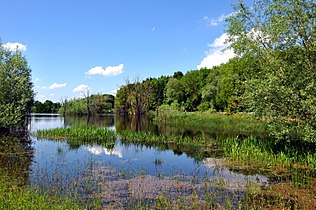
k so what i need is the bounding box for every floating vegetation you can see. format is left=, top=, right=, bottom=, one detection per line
left=34, top=126, right=116, bottom=148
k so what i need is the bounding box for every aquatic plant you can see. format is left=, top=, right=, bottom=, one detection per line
left=221, top=136, right=316, bottom=173
left=34, top=126, right=116, bottom=148
left=118, top=130, right=213, bottom=148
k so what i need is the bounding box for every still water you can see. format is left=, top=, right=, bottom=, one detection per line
left=29, top=114, right=267, bottom=189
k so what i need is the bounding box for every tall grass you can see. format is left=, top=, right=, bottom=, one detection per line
left=221, top=136, right=316, bottom=173
left=118, top=130, right=212, bottom=147
left=35, top=126, right=116, bottom=148
left=156, top=107, right=267, bottom=138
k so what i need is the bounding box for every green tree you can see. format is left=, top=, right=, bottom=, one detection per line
left=0, top=43, right=34, bottom=132
left=226, top=0, right=316, bottom=142
left=166, top=78, right=184, bottom=106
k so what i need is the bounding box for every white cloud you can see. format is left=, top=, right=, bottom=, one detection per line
left=112, top=88, right=119, bottom=96
left=2, top=42, right=27, bottom=52
left=87, top=146, right=123, bottom=158
left=49, top=93, right=55, bottom=96
left=197, top=33, right=236, bottom=69
left=152, top=27, right=156, bottom=32
left=85, top=64, right=124, bottom=77
left=73, top=84, right=91, bottom=93
left=35, top=94, right=45, bottom=102
left=204, top=12, right=237, bottom=26
left=43, top=82, right=67, bottom=90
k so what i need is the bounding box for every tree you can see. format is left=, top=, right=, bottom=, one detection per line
left=166, top=78, right=184, bottom=106
left=0, top=43, right=34, bottom=132
left=31, top=100, right=61, bottom=113
left=226, top=0, right=316, bottom=142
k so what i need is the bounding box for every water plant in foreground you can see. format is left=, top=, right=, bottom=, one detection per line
left=221, top=136, right=316, bottom=172
left=34, top=126, right=116, bottom=148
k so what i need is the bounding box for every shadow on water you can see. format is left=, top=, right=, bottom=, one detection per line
left=64, top=115, right=114, bottom=128
left=114, top=114, right=264, bottom=140
left=0, top=135, right=34, bottom=186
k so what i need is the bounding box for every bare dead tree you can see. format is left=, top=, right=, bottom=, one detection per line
left=82, top=88, right=91, bottom=117
left=60, top=96, right=68, bottom=117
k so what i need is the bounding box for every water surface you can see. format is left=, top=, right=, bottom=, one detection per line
left=30, top=115, right=267, bottom=185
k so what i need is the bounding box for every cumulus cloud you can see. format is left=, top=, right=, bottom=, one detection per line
left=197, top=33, right=236, bottom=69
left=43, top=82, right=67, bottom=90
left=2, top=42, right=27, bottom=52
left=112, top=88, right=119, bottom=96
left=35, top=94, right=45, bottom=101
left=85, top=64, right=124, bottom=77
left=87, top=146, right=123, bottom=158
left=203, top=12, right=237, bottom=26
left=73, top=84, right=91, bottom=93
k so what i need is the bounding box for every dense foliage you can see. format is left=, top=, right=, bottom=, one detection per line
left=59, top=94, right=115, bottom=115
left=0, top=42, right=34, bottom=132
left=32, top=100, right=61, bottom=113
left=226, top=0, right=316, bottom=142
left=115, top=0, right=316, bottom=143
left=115, top=55, right=258, bottom=115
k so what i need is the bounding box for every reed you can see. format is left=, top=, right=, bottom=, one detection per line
left=35, top=126, right=116, bottom=148
left=221, top=136, right=316, bottom=172
left=118, top=130, right=212, bottom=147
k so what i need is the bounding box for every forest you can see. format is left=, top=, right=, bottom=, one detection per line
left=115, top=0, right=316, bottom=144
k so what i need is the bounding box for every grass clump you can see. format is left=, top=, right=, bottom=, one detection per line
left=221, top=136, right=316, bottom=175
left=118, top=130, right=211, bottom=147
left=0, top=182, right=83, bottom=209
left=35, top=126, right=116, bottom=148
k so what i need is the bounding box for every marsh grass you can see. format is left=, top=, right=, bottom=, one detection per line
left=221, top=136, right=316, bottom=172
left=157, top=109, right=267, bottom=138
left=35, top=126, right=116, bottom=148
left=0, top=168, right=106, bottom=210
left=118, top=130, right=212, bottom=147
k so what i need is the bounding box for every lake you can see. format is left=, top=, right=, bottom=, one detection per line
left=3, top=114, right=270, bottom=208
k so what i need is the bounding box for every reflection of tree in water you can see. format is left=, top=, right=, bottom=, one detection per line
left=115, top=115, right=250, bottom=141
left=115, top=115, right=157, bottom=133
left=0, top=136, right=34, bottom=186
left=64, top=115, right=114, bottom=128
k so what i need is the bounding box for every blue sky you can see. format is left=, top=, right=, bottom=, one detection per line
left=0, top=0, right=246, bottom=102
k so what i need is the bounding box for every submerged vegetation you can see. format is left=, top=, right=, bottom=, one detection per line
left=0, top=177, right=84, bottom=210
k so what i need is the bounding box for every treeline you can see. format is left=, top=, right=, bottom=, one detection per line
left=116, top=0, right=316, bottom=143
left=60, top=94, right=114, bottom=116
left=32, top=100, right=61, bottom=113
left=115, top=55, right=258, bottom=115
left=0, top=42, right=34, bottom=133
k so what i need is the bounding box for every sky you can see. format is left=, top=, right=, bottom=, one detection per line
left=0, top=0, right=249, bottom=102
